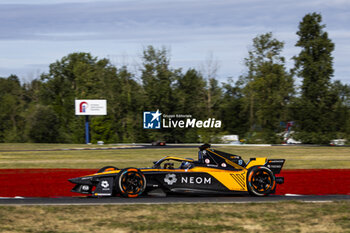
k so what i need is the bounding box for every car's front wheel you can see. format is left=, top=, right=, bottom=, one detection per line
left=247, top=166, right=276, bottom=196
left=116, top=168, right=146, bottom=198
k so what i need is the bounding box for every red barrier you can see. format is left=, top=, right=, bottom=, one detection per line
left=0, top=169, right=95, bottom=197
left=275, top=169, right=350, bottom=195
left=0, top=169, right=349, bottom=197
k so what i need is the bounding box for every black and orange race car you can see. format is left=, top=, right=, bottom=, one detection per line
left=69, top=144, right=285, bottom=197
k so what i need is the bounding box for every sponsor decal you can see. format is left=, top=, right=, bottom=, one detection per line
left=268, top=160, right=285, bottom=163
left=267, top=165, right=282, bottom=168
left=101, top=180, right=109, bottom=188
left=79, top=101, right=88, bottom=113
left=81, top=185, right=90, bottom=191
left=164, top=174, right=212, bottom=185
left=143, top=110, right=222, bottom=129
left=95, top=177, right=113, bottom=195
left=181, top=176, right=211, bottom=185
left=164, top=173, right=177, bottom=185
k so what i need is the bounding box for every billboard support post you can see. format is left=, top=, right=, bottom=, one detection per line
left=85, top=115, right=90, bottom=144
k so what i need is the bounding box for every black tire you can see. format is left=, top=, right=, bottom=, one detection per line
left=116, top=168, right=146, bottom=198
left=97, top=166, right=118, bottom=173
left=247, top=166, right=276, bottom=197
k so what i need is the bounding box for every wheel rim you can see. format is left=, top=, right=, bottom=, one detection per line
left=251, top=170, right=273, bottom=193
left=120, top=171, right=145, bottom=195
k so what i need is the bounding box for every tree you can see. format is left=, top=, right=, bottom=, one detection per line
left=330, top=81, right=350, bottom=140
left=175, top=69, right=206, bottom=116
left=0, top=75, right=26, bottom=142
left=219, top=78, right=248, bottom=137
left=200, top=52, right=221, bottom=115
left=173, top=69, right=206, bottom=142
left=141, top=46, right=180, bottom=142
left=28, top=105, right=60, bottom=143
left=293, top=13, right=337, bottom=143
left=39, top=52, right=129, bottom=143
left=239, top=33, right=294, bottom=142
left=105, top=67, right=145, bottom=143
left=141, top=46, right=179, bottom=112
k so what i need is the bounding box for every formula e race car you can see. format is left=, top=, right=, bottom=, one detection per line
left=69, top=144, right=285, bottom=197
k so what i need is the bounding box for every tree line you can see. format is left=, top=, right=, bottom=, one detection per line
left=0, top=13, right=349, bottom=144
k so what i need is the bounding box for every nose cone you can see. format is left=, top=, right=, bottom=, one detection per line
left=68, top=176, right=93, bottom=185
left=68, top=177, right=81, bottom=184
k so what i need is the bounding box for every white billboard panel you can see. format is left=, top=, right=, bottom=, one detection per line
left=75, top=99, right=107, bottom=115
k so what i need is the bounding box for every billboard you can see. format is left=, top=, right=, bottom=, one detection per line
left=75, top=99, right=107, bottom=115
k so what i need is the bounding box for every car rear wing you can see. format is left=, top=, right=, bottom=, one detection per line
left=265, top=159, right=285, bottom=174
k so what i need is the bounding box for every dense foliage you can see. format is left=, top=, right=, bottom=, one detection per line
left=292, top=13, right=347, bottom=144
left=0, top=13, right=349, bottom=144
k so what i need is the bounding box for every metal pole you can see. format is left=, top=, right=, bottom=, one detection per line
left=85, top=115, right=90, bottom=144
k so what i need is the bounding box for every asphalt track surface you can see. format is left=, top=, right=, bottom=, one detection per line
left=0, top=195, right=349, bottom=205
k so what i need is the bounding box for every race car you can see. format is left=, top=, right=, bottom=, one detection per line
left=151, top=141, right=166, bottom=146
left=69, top=144, right=285, bottom=197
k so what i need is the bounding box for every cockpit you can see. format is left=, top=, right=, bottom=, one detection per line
left=152, top=157, right=195, bottom=170
left=151, top=144, right=246, bottom=171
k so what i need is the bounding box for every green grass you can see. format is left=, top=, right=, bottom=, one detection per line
left=0, top=144, right=349, bottom=169
left=0, top=202, right=349, bottom=233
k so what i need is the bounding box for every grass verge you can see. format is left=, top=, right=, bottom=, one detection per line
left=0, top=201, right=349, bottom=233
left=0, top=144, right=349, bottom=169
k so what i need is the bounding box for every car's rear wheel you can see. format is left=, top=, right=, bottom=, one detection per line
left=97, top=166, right=118, bottom=173
left=247, top=166, right=276, bottom=196
left=117, top=168, right=146, bottom=198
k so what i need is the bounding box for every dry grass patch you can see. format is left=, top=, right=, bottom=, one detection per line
left=0, top=145, right=350, bottom=169
left=0, top=201, right=349, bottom=233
